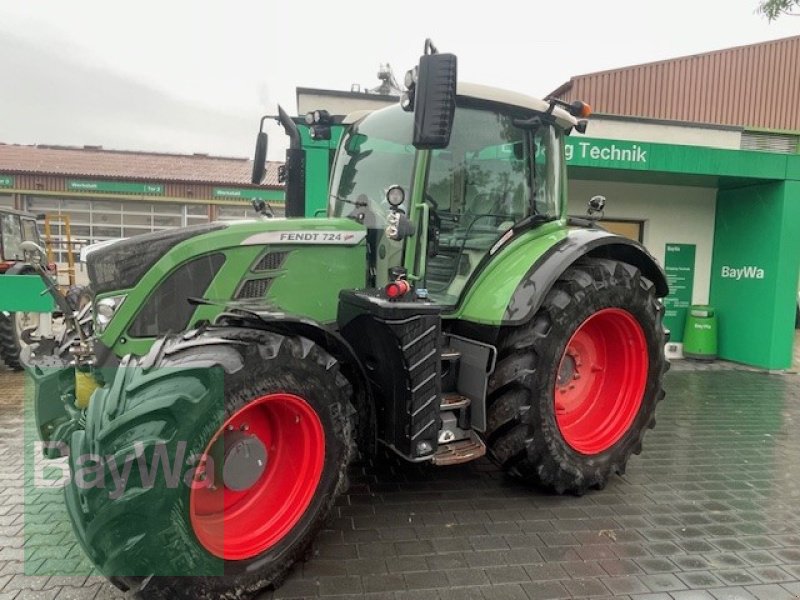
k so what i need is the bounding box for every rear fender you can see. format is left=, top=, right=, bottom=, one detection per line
left=456, top=227, right=668, bottom=332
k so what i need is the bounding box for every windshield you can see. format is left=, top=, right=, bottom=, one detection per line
left=1, top=213, right=23, bottom=261
left=330, top=105, right=414, bottom=228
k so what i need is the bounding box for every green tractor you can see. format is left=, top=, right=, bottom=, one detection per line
left=0, top=207, right=56, bottom=370
left=25, top=42, right=668, bottom=599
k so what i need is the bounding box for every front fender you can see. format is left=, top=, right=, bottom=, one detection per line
left=213, top=308, right=377, bottom=454
left=454, top=226, right=668, bottom=328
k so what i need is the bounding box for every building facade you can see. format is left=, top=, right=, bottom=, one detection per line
left=551, top=35, right=800, bottom=370
left=0, top=144, right=283, bottom=268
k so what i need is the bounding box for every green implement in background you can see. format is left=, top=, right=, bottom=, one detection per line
left=0, top=275, right=56, bottom=312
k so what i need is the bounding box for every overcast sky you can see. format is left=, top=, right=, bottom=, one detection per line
left=0, top=0, right=797, bottom=161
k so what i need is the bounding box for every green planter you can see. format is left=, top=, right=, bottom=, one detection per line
left=683, top=305, right=718, bottom=360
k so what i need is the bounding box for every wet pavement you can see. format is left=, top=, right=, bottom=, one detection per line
left=1, top=366, right=799, bottom=599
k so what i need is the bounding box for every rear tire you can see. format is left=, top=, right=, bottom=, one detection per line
left=485, top=258, right=667, bottom=494
left=66, top=327, right=355, bottom=599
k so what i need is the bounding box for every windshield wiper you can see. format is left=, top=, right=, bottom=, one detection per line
left=514, top=213, right=556, bottom=231
left=331, top=194, right=368, bottom=207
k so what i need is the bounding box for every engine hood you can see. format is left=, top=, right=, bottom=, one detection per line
left=87, top=222, right=227, bottom=294
left=92, top=218, right=369, bottom=358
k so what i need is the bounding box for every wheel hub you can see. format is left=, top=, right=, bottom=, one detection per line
left=219, top=431, right=268, bottom=492
left=557, top=352, right=577, bottom=386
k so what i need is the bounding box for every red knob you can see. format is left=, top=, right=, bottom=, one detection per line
left=385, top=280, right=411, bottom=299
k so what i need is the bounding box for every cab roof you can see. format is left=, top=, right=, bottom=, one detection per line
left=0, top=207, right=37, bottom=219
left=343, top=82, right=578, bottom=129
left=457, top=82, right=578, bottom=128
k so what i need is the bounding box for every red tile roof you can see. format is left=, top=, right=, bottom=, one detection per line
left=550, top=35, right=800, bottom=131
left=0, top=144, right=283, bottom=188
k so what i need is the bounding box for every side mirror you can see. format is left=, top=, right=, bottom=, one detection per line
left=21, top=240, right=45, bottom=265
left=409, top=50, right=457, bottom=150
left=587, top=195, right=606, bottom=219
left=251, top=131, right=268, bottom=184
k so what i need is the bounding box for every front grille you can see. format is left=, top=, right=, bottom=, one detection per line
left=254, top=251, right=288, bottom=271
left=128, top=253, right=225, bottom=338
left=236, top=278, right=273, bottom=299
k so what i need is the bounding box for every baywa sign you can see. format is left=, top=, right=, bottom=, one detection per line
left=720, top=265, right=766, bottom=280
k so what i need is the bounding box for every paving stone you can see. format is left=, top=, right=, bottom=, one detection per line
left=1, top=363, right=800, bottom=600
left=709, top=587, right=758, bottom=600
left=743, top=583, right=796, bottom=599
left=361, top=573, right=406, bottom=594
left=484, top=565, right=529, bottom=585
left=600, top=575, right=650, bottom=595
left=444, top=568, right=488, bottom=587
left=561, top=578, right=610, bottom=598
left=316, top=575, right=363, bottom=596
left=670, top=592, right=717, bottom=600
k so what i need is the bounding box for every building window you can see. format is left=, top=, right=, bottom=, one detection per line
left=0, top=195, right=14, bottom=209
left=215, top=203, right=285, bottom=221
left=600, top=219, right=644, bottom=243
left=24, top=196, right=211, bottom=263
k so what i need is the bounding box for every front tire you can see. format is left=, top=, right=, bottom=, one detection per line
left=66, top=327, right=355, bottom=599
left=486, top=258, right=667, bottom=494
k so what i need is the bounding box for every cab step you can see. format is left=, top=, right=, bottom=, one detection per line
left=431, top=430, right=486, bottom=466
left=440, top=393, right=470, bottom=411
left=440, top=348, right=462, bottom=361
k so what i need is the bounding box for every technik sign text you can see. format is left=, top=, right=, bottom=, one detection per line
left=565, top=139, right=649, bottom=167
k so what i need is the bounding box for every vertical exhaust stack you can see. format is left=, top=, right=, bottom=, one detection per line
left=278, top=105, right=306, bottom=218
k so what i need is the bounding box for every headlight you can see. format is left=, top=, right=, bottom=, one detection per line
left=95, top=295, right=126, bottom=333
left=386, top=185, right=405, bottom=207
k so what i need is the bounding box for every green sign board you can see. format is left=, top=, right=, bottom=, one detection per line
left=0, top=275, right=56, bottom=312
left=0, top=175, right=14, bottom=188
left=213, top=188, right=284, bottom=203
left=67, top=180, right=164, bottom=195
left=663, top=243, right=696, bottom=343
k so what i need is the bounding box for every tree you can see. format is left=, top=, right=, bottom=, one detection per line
left=757, top=0, right=800, bottom=20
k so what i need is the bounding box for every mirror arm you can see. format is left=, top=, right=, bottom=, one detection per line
left=278, top=105, right=301, bottom=150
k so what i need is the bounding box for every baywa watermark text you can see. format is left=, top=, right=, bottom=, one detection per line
left=34, top=441, right=217, bottom=500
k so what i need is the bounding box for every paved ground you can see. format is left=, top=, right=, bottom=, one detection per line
left=1, top=365, right=799, bottom=600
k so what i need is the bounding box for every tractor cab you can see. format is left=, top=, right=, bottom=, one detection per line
left=0, top=208, right=44, bottom=269
left=330, top=83, right=580, bottom=304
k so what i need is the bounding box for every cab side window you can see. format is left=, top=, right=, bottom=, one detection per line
left=424, top=106, right=542, bottom=302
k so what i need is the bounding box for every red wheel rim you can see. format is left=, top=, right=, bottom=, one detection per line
left=554, top=308, right=648, bottom=455
left=190, top=393, right=325, bottom=560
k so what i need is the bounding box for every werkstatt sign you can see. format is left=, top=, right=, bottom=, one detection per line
left=565, top=138, right=650, bottom=169
left=0, top=175, right=14, bottom=188
left=67, top=180, right=164, bottom=195
left=663, top=243, right=696, bottom=343
left=213, top=188, right=284, bottom=202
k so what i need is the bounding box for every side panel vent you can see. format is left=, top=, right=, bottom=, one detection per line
left=254, top=251, right=289, bottom=271
left=236, top=278, right=273, bottom=299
